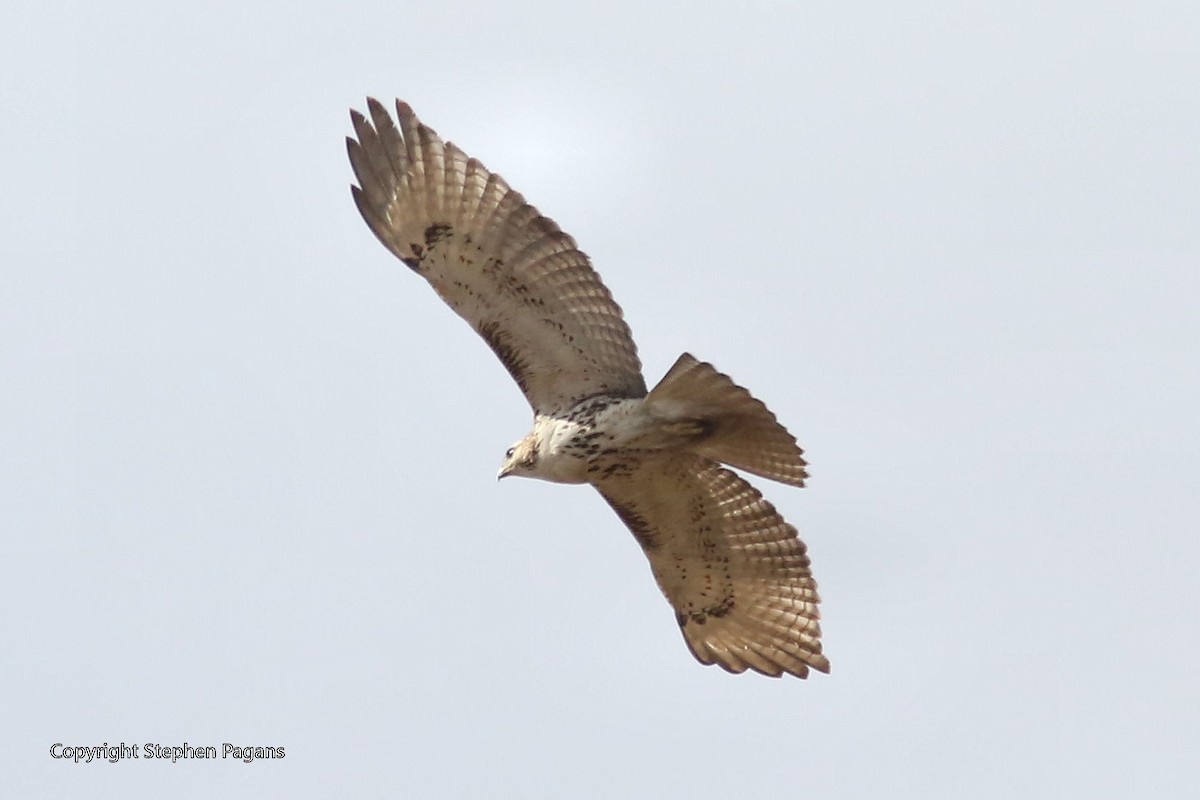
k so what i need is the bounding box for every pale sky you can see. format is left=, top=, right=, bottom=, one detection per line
left=3, top=1, right=1198, bottom=797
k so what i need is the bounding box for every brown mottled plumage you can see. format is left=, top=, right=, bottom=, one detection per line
left=347, top=98, right=829, bottom=678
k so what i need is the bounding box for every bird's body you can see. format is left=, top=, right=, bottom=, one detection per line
left=505, top=398, right=645, bottom=484
left=348, top=99, right=829, bottom=678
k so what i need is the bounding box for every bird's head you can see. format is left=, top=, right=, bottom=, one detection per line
left=497, top=434, right=539, bottom=480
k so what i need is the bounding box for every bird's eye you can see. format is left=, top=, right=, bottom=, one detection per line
left=505, top=447, right=515, bottom=459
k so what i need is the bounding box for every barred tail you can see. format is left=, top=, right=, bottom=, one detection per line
left=644, top=354, right=808, bottom=487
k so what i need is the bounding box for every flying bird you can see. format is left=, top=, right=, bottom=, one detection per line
left=347, top=99, right=829, bottom=678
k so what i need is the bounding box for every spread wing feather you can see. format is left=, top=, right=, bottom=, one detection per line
left=347, top=98, right=645, bottom=414
left=596, top=454, right=829, bottom=678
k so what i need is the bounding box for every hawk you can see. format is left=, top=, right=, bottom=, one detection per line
left=347, top=99, right=829, bottom=678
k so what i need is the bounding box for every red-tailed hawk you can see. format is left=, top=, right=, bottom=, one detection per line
left=347, top=99, right=829, bottom=678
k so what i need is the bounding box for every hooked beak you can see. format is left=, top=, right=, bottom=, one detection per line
left=497, top=465, right=512, bottom=481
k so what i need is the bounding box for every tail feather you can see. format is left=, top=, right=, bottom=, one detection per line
left=645, top=354, right=808, bottom=487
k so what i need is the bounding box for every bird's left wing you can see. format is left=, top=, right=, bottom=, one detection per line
left=347, top=99, right=646, bottom=415
left=595, top=454, right=829, bottom=678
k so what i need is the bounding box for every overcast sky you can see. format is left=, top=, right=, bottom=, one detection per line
left=3, top=1, right=1198, bottom=797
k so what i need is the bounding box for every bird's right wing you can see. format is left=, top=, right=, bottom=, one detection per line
left=347, top=99, right=646, bottom=415
left=595, top=454, right=828, bottom=678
